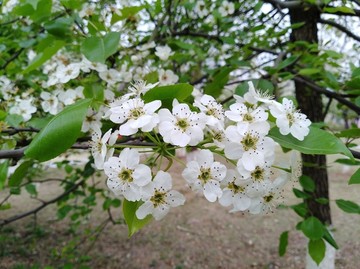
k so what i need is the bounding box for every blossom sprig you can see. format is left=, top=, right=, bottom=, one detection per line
left=89, top=80, right=311, bottom=221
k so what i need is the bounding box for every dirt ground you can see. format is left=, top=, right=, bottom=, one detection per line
left=0, top=152, right=360, bottom=269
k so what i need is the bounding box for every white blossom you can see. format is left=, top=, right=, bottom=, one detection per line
left=219, top=1, right=235, bottom=17
left=90, top=128, right=118, bottom=170
left=158, top=101, right=206, bottom=147
left=194, top=94, right=225, bottom=128
left=269, top=98, right=311, bottom=140
left=219, top=169, right=251, bottom=212
left=99, top=68, right=122, bottom=85
left=9, top=97, right=37, bottom=122
left=182, top=149, right=226, bottom=202
left=104, top=148, right=152, bottom=201
left=155, top=45, right=174, bottom=61
left=40, top=91, right=59, bottom=115
left=109, top=98, right=161, bottom=135
left=81, top=109, right=102, bottom=133
left=136, top=171, right=185, bottom=220
left=158, top=69, right=179, bottom=85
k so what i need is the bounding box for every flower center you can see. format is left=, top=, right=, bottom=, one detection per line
left=150, top=190, right=167, bottom=207
left=119, top=168, right=133, bottom=182
left=176, top=118, right=189, bottom=131
left=198, top=167, right=212, bottom=183
left=263, top=193, right=274, bottom=203
left=287, top=113, right=294, bottom=125
left=243, top=113, right=253, bottom=122
left=228, top=182, right=245, bottom=194
left=251, top=166, right=265, bottom=182
left=129, top=108, right=145, bottom=119
left=241, top=133, right=258, bottom=151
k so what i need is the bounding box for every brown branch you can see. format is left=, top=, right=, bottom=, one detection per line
left=293, top=76, right=360, bottom=114
left=1, top=48, right=25, bottom=70
left=318, top=18, right=360, bottom=42
left=1, top=127, right=39, bottom=135
left=0, top=179, right=85, bottom=226
left=262, top=0, right=302, bottom=9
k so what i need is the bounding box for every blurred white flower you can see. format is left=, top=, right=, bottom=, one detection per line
left=104, top=148, right=152, bottom=201
left=136, top=171, right=185, bottom=220
left=158, top=69, right=179, bottom=85
left=155, top=45, right=174, bottom=61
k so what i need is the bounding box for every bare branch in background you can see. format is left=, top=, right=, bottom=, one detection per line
left=318, top=18, right=360, bottom=42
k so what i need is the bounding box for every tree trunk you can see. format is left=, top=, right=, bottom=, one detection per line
left=289, top=6, right=335, bottom=269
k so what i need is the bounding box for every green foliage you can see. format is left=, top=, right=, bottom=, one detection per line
left=8, top=160, right=34, bottom=187
left=25, top=99, right=92, bottom=162
left=204, top=67, right=234, bottom=98
left=278, top=231, right=289, bottom=256
left=81, top=32, right=120, bottom=63
left=348, top=168, right=360, bottom=184
left=0, top=160, right=9, bottom=190
left=123, top=199, right=152, bottom=237
left=308, top=239, right=326, bottom=265
left=336, top=199, right=360, bottom=214
left=142, top=83, right=193, bottom=109
left=269, top=126, right=353, bottom=159
left=301, top=216, right=325, bottom=240
left=299, top=175, right=315, bottom=192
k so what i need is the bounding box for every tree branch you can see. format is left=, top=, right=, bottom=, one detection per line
left=293, top=76, right=360, bottom=114
left=1, top=48, right=25, bottom=70
left=262, top=0, right=302, bottom=9
left=0, top=179, right=85, bottom=226
left=318, top=18, right=360, bottom=42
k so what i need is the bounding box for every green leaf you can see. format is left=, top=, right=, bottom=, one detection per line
left=276, top=55, right=299, bottom=70
left=278, top=231, right=289, bottom=256
left=268, top=126, right=353, bottom=160
left=81, top=36, right=105, bottom=63
left=301, top=216, right=325, bottom=240
left=336, top=128, right=360, bottom=139
left=315, top=198, right=329, bottom=205
left=348, top=168, right=360, bottom=184
left=323, top=229, right=338, bottom=249
left=299, top=175, right=315, bottom=192
left=204, top=67, right=234, bottom=98
left=0, top=160, right=9, bottom=190
left=25, top=99, right=92, bottom=162
left=290, top=203, right=308, bottom=217
left=23, top=40, right=65, bottom=73
left=8, top=160, right=34, bottom=187
left=142, top=83, right=193, bottom=109
left=25, top=183, right=37, bottom=196
left=298, top=68, right=320, bottom=76
left=111, top=5, right=145, bottom=24
left=335, top=199, right=360, bottom=214
left=103, top=32, right=120, bottom=59
left=44, top=17, right=73, bottom=37
left=323, top=6, right=355, bottom=14
left=346, top=76, right=360, bottom=90
left=293, top=188, right=311, bottom=199
left=308, top=239, right=326, bottom=265
left=123, top=199, right=152, bottom=237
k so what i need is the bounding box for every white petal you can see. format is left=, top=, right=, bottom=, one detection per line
left=133, top=164, right=152, bottom=186
left=136, top=201, right=154, bottom=219
left=203, top=181, right=222, bottom=202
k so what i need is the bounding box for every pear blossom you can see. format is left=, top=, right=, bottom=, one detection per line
left=155, top=45, right=174, bottom=61
left=136, top=171, right=185, bottom=220
left=57, top=63, right=81, bottom=84
left=104, top=148, right=152, bottom=201
left=158, top=69, right=179, bottom=85
left=40, top=91, right=59, bottom=115
left=219, top=169, right=251, bottom=212
left=81, top=109, right=102, bottom=133
left=90, top=128, right=118, bottom=170
left=99, top=68, right=122, bottom=85
left=225, top=101, right=269, bottom=134
left=194, top=0, right=208, bottom=18
left=158, top=101, right=206, bottom=147
left=9, top=97, right=37, bottom=122
left=194, top=94, right=225, bottom=128
left=121, top=80, right=159, bottom=101
left=182, top=149, right=226, bottom=202
left=224, top=126, right=276, bottom=171
left=269, top=98, right=311, bottom=140
left=219, top=1, right=235, bottom=16
left=247, top=179, right=285, bottom=214
left=109, top=98, right=161, bottom=135
left=247, top=81, right=275, bottom=105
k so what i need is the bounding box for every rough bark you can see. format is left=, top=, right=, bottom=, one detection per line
left=289, top=6, right=332, bottom=225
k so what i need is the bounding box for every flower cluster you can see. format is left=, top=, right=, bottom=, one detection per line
left=91, top=81, right=311, bottom=220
